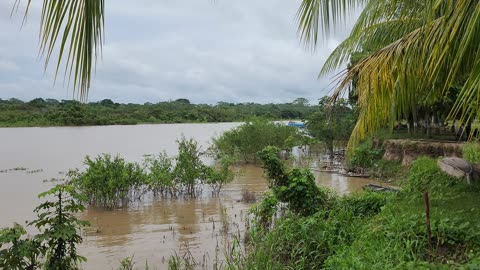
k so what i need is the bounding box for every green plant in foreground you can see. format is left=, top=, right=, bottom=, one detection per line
left=0, top=224, right=43, bottom=270
left=0, top=184, right=89, bottom=270
left=118, top=256, right=135, bottom=270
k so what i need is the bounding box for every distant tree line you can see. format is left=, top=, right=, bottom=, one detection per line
left=0, top=97, right=317, bottom=127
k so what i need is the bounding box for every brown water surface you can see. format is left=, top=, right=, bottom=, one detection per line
left=0, top=123, right=384, bottom=269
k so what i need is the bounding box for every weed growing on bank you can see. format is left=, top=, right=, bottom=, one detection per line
left=463, top=141, right=480, bottom=163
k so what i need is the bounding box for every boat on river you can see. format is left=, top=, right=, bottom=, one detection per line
left=287, top=121, right=305, bottom=128
left=362, top=184, right=399, bottom=193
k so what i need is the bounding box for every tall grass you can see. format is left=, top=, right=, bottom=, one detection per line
left=463, top=142, right=480, bottom=163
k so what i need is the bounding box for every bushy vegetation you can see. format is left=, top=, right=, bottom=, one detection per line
left=256, top=146, right=332, bottom=216
left=344, top=139, right=403, bottom=179
left=325, top=159, right=480, bottom=269
left=0, top=185, right=89, bottom=270
left=306, top=97, right=356, bottom=157
left=71, top=154, right=146, bottom=208
left=144, top=152, right=176, bottom=197
left=4, top=149, right=479, bottom=270
left=0, top=98, right=317, bottom=127
left=173, top=137, right=205, bottom=196
left=70, top=138, right=234, bottom=207
left=231, top=155, right=480, bottom=269
left=346, top=139, right=384, bottom=171
left=211, top=118, right=303, bottom=163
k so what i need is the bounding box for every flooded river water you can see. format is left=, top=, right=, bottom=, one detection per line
left=0, top=123, right=383, bottom=269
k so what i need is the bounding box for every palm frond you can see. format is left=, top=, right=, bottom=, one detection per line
left=311, top=0, right=480, bottom=148
left=296, top=0, right=367, bottom=50
left=319, top=0, right=425, bottom=75
left=17, top=0, right=104, bottom=101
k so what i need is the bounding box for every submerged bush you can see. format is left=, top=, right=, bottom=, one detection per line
left=173, top=137, right=205, bottom=196
left=144, top=152, right=176, bottom=197
left=252, top=192, right=279, bottom=228
left=71, top=154, right=146, bottom=208
left=71, top=138, right=235, bottom=206
left=211, top=117, right=299, bottom=163
left=202, top=156, right=235, bottom=195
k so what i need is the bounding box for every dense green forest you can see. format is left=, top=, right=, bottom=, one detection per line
left=0, top=98, right=316, bottom=127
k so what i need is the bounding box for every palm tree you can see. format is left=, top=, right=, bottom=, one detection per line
left=15, top=0, right=105, bottom=102
left=297, top=0, right=480, bottom=147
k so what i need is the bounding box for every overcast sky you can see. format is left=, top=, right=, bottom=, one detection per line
left=0, top=1, right=357, bottom=104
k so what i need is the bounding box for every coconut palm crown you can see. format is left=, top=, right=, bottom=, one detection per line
left=297, top=0, right=480, bottom=147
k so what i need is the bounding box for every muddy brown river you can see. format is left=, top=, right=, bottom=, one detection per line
left=0, top=123, right=383, bottom=269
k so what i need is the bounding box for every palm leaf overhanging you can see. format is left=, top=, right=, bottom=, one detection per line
left=16, top=0, right=105, bottom=101
left=297, top=0, right=480, bottom=147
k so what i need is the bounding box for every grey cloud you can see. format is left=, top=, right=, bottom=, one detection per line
left=0, top=0, right=357, bottom=104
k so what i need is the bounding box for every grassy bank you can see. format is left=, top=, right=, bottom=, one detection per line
left=229, top=156, right=480, bottom=269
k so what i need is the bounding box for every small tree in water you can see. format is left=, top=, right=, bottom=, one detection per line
left=174, top=136, right=205, bottom=197
left=203, top=156, right=235, bottom=195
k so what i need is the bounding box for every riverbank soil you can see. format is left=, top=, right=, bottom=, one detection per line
left=383, top=139, right=463, bottom=166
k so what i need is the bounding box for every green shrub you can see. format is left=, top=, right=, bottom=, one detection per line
left=211, top=117, right=299, bottom=163
left=340, top=191, right=390, bottom=218
left=202, top=156, right=235, bottom=195
left=71, top=154, right=146, bottom=208
left=277, top=168, right=330, bottom=216
left=463, top=142, right=480, bottom=163
left=144, top=152, right=176, bottom=197
left=0, top=185, right=89, bottom=270
left=0, top=224, right=43, bottom=270
left=251, top=192, right=279, bottom=228
left=347, top=140, right=384, bottom=172
left=257, top=146, right=331, bottom=216
left=72, top=138, right=234, bottom=204
left=173, top=137, right=204, bottom=196
left=239, top=211, right=358, bottom=270
left=239, top=191, right=388, bottom=269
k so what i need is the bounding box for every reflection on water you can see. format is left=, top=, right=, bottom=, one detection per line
left=315, top=171, right=383, bottom=194
left=0, top=123, right=388, bottom=269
